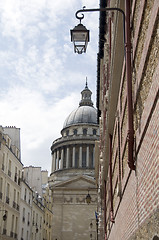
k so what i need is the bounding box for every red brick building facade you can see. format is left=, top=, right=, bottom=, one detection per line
left=95, top=0, right=159, bottom=239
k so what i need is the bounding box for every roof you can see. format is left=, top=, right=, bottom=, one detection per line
left=63, top=105, right=98, bottom=128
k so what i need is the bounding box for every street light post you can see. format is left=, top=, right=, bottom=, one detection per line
left=70, top=4, right=136, bottom=171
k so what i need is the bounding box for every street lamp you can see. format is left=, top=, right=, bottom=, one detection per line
left=86, top=191, right=91, bottom=205
left=70, top=22, right=89, bottom=54
left=85, top=188, right=99, bottom=205
left=70, top=7, right=125, bottom=55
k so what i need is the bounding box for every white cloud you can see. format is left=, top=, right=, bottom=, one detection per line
left=0, top=0, right=99, bottom=173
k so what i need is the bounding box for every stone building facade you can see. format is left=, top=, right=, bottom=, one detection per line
left=49, top=83, right=99, bottom=240
left=0, top=126, right=23, bottom=240
left=95, top=0, right=159, bottom=240
left=0, top=127, right=53, bottom=240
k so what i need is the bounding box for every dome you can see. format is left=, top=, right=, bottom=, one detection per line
left=63, top=81, right=98, bottom=129
left=63, top=105, right=97, bottom=129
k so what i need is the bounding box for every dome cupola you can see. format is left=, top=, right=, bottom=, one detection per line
left=79, top=79, right=93, bottom=107
left=63, top=80, right=97, bottom=129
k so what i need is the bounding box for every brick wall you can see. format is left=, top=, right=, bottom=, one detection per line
left=99, top=0, right=159, bottom=239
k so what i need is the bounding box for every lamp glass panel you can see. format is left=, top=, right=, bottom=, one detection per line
left=72, top=32, right=88, bottom=41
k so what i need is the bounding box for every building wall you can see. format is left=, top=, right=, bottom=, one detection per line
left=51, top=187, right=97, bottom=240
left=18, top=181, right=33, bottom=240
left=23, top=166, right=43, bottom=196
left=96, top=0, right=159, bottom=239
left=0, top=128, right=53, bottom=240
left=31, top=196, right=44, bottom=240
left=0, top=126, right=23, bottom=240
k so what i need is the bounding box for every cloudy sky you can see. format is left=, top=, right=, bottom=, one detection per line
left=0, top=0, right=99, bottom=174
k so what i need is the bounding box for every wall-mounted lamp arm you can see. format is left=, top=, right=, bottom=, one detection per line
left=75, top=7, right=126, bottom=48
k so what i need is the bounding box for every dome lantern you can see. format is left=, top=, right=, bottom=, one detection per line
left=79, top=78, right=93, bottom=107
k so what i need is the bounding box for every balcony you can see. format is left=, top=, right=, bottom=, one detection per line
left=14, top=233, right=17, bottom=239
left=13, top=201, right=16, bottom=208
left=6, top=196, right=10, bottom=204
left=18, top=178, right=20, bottom=185
left=17, top=204, right=19, bottom=211
left=14, top=174, right=17, bottom=182
left=2, top=164, right=4, bottom=171
left=3, top=228, right=7, bottom=235
left=8, top=170, right=11, bottom=177
left=0, top=191, right=3, bottom=199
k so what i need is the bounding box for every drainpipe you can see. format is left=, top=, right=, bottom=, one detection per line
left=109, top=134, right=115, bottom=223
left=125, top=0, right=136, bottom=170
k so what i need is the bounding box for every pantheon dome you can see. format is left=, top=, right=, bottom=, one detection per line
left=50, top=82, right=99, bottom=177
left=63, top=82, right=97, bottom=129
left=49, top=82, right=99, bottom=240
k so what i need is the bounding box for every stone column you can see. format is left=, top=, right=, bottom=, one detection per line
left=93, top=146, right=95, bottom=167
left=51, top=152, right=55, bottom=172
left=61, top=148, right=64, bottom=169
left=56, top=150, right=59, bottom=170
left=66, top=147, right=70, bottom=168
left=54, top=151, right=57, bottom=170
left=72, top=146, right=76, bottom=168
left=79, top=146, right=82, bottom=167
left=86, top=145, right=89, bottom=168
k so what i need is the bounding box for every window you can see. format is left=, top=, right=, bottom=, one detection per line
left=14, top=167, right=17, bottom=182
left=26, top=231, right=29, bottom=240
left=73, top=129, right=77, bottom=135
left=17, top=192, right=20, bottom=210
left=36, top=213, right=38, bottom=225
left=22, top=208, right=25, bottom=222
left=13, top=189, right=16, bottom=208
left=11, top=215, right=14, bottom=234
left=83, top=128, right=87, bottom=135
left=2, top=153, right=5, bottom=170
left=28, top=212, right=30, bottom=226
left=24, top=189, right=27, bottom=201
left=8, top=160, right=11, bottom=177
left=0, top=177, right=3, bottom=199
left=33, top=211, right=35, bottom=224
left=18, top=170, right=21, bottom=185
left=29, top=192, right=31, bottom=204
left=93, top=129, right=97, bottom=135
left=21, top=228, right=24, bottom=239
left=3, top=210, right=7, bottom=233
left=15, top=217, right=18, bottom=237
left=66, top=130, right=69, bottom=136
left=6, top=183, right=10, bottom=204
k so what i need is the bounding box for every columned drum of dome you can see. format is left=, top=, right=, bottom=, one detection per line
left=49, top=83, right=99, bottom=240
